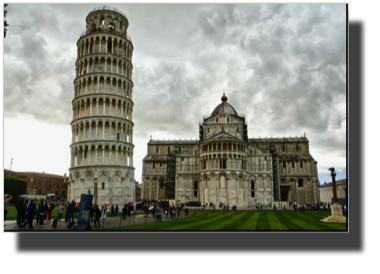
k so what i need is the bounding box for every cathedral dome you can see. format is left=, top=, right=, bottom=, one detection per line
left=211, top=94, right=238, bottom=116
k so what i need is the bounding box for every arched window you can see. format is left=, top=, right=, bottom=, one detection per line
left=216, top=118, right=218, bottom=123
left=282, top=144, right=285, bottom=151
left=227, top=118, right=229, bottom=122
left=298, top=178, right=303, bottom=187
left=102, top=183, right=105, bottom=190
left=236, top=127, right=239, bottom=132
left=156, top=147, right=158, bottom=153
left=160, top=180, right=164, bottom=189
left=296, top=144, right=299, bottom=151
left=300, top=161, right=303, bottom=168
left=194, top=181, right=198, bottom=190
left=292, top=161, right=294, bottom=168
left=251, top=181, right=255, bottom=189
left=207, top=128, right=210, bottom=133
left=168, top=147, right=170, bottom=153
left=283, top=162, right=286, bottom=168
left=39, top=189, right=42, bottom=194
left=221, top=127, right=224, bottom=131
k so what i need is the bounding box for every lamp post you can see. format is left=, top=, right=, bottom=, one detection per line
left=328, top=167, right=338, bottom=204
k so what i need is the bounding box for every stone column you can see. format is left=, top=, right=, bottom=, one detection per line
left=109, top=178, right=113, bottom=206
left=103, top=123, right=105, bottom=139
left=102, top=147, right=105, bottom=164
left=90, top=101, right=93, bottom=115
left=305, top=180, right=308, bottom=205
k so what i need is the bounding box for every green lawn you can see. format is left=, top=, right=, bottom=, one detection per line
left=102, top=211, right=347, bottom=231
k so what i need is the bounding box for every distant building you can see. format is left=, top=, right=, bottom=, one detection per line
left=319, top=178, right=347, bottom=205
left=4, top=169, right=68, bottom=198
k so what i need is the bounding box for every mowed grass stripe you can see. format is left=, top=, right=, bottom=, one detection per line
left=266, top=212, right=289, bottom=230
left=237, top=212, right=261, bottom=230
left=256, top=212, right=269, bottom=230
left=181, top=211, right=236, bottom=230
left=219, top=212, right=251, bottom=230
left=274, top=212, right=305, bottom=230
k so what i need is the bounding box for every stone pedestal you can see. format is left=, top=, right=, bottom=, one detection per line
left=321, top=204, right=346, bottom=223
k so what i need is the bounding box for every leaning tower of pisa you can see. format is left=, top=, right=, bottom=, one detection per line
left=68, top=7, right=135, bottom=207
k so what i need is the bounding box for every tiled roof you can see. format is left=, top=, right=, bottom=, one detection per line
left=143, top=155, right=168, bottom=162
left=148, top=140, right=199, bottom=145
left=278, top=154, right=315, bottom=161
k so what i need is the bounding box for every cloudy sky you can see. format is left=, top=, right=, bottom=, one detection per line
left=3, top=3, right=346, bottom=184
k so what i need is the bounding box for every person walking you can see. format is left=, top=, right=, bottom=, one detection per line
left=283, top=205, right=286, bottom=212
left=90, top=204, right=94, bottom=223
left=37, top=201, right=45, bottom=226
left=58, top=203, right=65, bottom=221
left=4, top=194, right=13, bottom=226
left=46, top=201, right=53, bottom=220
left=15, top=197, right=25, bottom=227
left=101, top=206, right=107, bottom=219
left=75, top=204, right=79, bottom=218
left=185, top=208, right=189, bottom=217
left=165, top=208, right=168, bottom=218
left=68, top=200, right=76, bottom=223
left=26, top=200, right=36, bottom=229
left=111, top=205, right=115, bottom=217
left=94, top=206, right=101, bottom=229
left=115, top=205, right=119, bottom=217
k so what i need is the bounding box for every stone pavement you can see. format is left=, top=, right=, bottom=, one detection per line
left=4, top=209, right=196, bottom=231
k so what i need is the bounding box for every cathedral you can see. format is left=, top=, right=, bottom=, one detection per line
left=142, top=94, right=319, bottom=208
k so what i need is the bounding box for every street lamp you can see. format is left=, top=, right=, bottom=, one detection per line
left=328, top=167, right=338, bottom=204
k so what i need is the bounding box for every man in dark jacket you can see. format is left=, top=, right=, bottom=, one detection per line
left=68, top=200, right=76, bottom=223
left=26, top=200, right=36, bottom=229
left=15, top=198, right=27, bottom=229
left=94, top=206, right=101, bottom=228
left=111, top=205, right=115, bottom=217
left=90, top=204, right=94, bottom=223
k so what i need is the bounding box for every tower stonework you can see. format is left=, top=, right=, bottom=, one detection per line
left=68, top=7, right=135, bottom=206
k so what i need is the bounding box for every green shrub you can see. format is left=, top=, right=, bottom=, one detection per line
left=4, top=176, right=27, bottom=205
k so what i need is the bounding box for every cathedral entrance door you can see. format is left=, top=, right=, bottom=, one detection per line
left=280, top=185, right=290, bottom=201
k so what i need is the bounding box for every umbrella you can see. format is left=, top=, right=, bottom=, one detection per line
left=76, top=202, right=80, bottom=205
left=311, top=204, right=316, bottom=208
left=103, top=203, right=109, bottom=206
left=273, top=204, right=276, bottom=207
left=128, top=202, right=133, bottom=204
left=19, top=195, right=31, bottom=198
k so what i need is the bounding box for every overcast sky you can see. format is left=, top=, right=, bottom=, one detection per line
left=3, top=3, right=346, bottom=185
